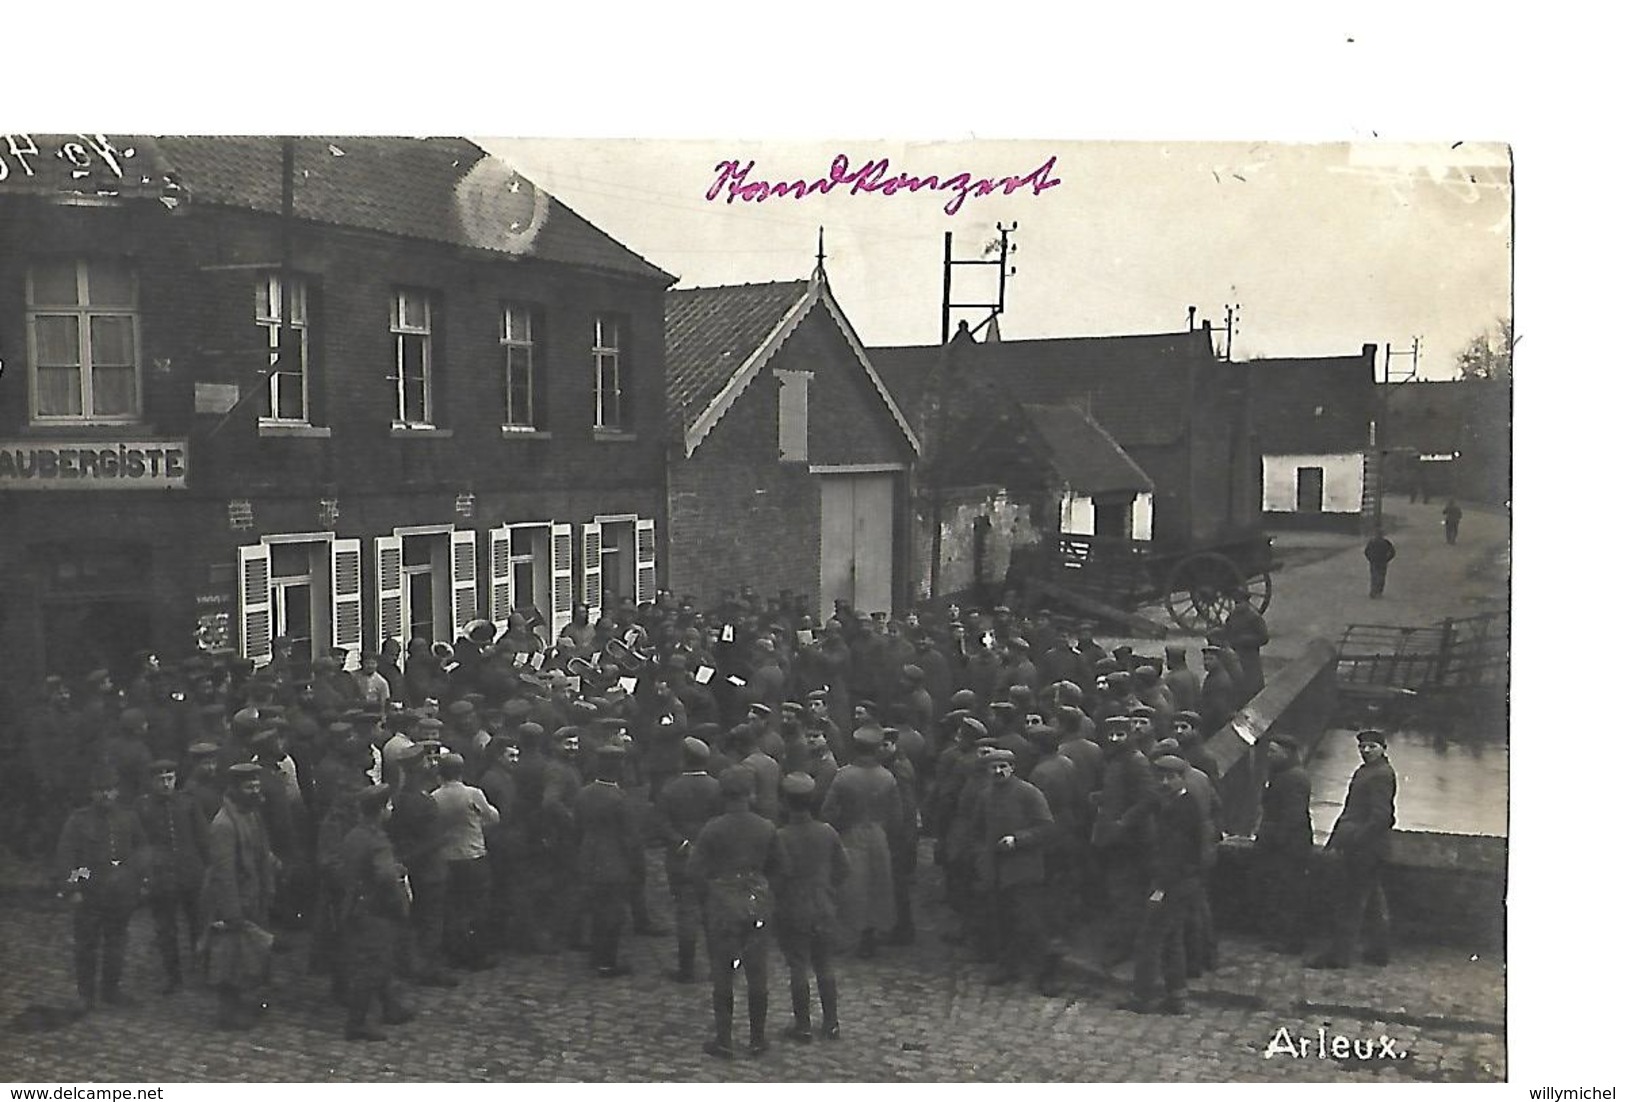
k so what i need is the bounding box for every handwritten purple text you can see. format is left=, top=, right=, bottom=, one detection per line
left=706, top=154, right=1061, bottom=216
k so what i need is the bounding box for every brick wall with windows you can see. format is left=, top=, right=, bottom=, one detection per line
left=666, top=303, right=913, bottom=606
left=0, top=193, right=667, bottom=690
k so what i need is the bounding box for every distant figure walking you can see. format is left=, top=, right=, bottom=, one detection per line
left=1363, top=530, right=1396, bottom=599
left=1442, top=500, right=1462, bottom=546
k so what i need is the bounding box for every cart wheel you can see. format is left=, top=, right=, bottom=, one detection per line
left=1163, top=552, right=1248, bottom=632
left=1249, top=570, right=1274, bottom=615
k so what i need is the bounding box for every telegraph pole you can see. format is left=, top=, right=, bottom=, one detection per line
left=1373, top=336, right=1421, bottom=530
left=939, top=223, right=1017, bottom=343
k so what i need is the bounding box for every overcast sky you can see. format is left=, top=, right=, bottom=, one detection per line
left=481, top=139, right=1509, bottom=378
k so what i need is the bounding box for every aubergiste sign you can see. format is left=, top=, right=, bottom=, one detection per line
left=0, top=440, right=188, bottom=489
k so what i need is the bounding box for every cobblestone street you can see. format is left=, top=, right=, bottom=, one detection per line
left=0, top=849, right=1505, bottom=1084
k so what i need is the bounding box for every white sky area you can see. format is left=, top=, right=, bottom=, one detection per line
left=483, top=138, right=1509, bottom=375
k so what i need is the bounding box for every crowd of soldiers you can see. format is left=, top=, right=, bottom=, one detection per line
left=15, top=585, right=1398, bottom=1055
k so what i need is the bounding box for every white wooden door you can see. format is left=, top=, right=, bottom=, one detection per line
left=819, top=474, right=894, bottom=619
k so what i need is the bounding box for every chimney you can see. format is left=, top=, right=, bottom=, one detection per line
left=1187, top=306, right=1197, bottom=331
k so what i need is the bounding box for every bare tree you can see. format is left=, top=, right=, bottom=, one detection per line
left=1456, top=317, right=1514, bottom=381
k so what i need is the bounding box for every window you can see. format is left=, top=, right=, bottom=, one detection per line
left=392, top=290, right=433, bottom=426
left=593, top=314, right=627, bottom=431
left=502, top=303, right=543, bottom=428
left=257, top=274, right=309, bottom=422
left=26, top=258, right=140, bottom=422
left=509, top=525, right=537, bottom=610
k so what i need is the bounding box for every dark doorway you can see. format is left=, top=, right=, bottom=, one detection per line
left=1296, top=467, right=1325, bottom=513
left=42, top=598, right=155, bottom=682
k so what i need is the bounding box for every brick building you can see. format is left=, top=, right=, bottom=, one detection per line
left=663, top=266, right=918, bottom=618
left=1247, top=346, right=1378, bottom=531
left=0, top=135, right=672, bottom=688
left=872, top=323, right=1258, bottom=602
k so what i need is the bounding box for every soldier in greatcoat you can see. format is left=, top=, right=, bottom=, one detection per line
left=199, top=763, right=279, bottom=1031
left=688, top=768, right=782, bottom=1059
left=337, top=784, right=416, bottom=1041
left=137, top=759, right=209, bottom=993
left=57, top=766, right=149, bottom=1012
left=819, top=727, right=900, bottom=958
left=772, top=772, right=849, bottom=1042
left=654, top=737, right=722, bottom=984
left=967, top=749, right=1057, bottom=991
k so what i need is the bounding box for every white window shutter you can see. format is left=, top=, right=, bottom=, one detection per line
left=581, top=521, right=603, bottom=625
left=452, top=529, right=479, bottom=636
left=330, top=538, right=363, bottom=669
left=549, top=523, right=573, bottom=643
left=238, top=543, right=273, bottom=667
left=375, top=534, right=404, bottom=654
left=635, top=517, right=657, bottom=604
left=489, top=526, right=513, bottom=627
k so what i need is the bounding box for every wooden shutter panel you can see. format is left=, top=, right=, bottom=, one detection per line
left=581, top=521, right=603, bottom=626
left=330, top=538, right=363, bottom=669
left=452, top=529, right=479, bottom=635
left=489, top=526, right=513, bottom=627
left=238, top=543, right=273, bottom=667
left=549, top=522, right=573, bottom=644
left=375, top=535, right=404, bottom=653
left=635, top=517, right=657, bottom=604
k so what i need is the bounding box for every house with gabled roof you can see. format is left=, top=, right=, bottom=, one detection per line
left=0, top=134, right=673, bottom=687
left=1247, top=346, right=1378, bottom=531
left=872, top=321, right=1258, bottom=602
left=663, top=263, right=918, bottom=617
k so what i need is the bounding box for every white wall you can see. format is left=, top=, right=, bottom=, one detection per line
left=1059, top=491, right=1154, bottom=538
left=1060, top=491, right=1094, bottom=535
left=1263, top=452, right=1364, bottom=513
left=1131, top=492, right=1153, bottom=540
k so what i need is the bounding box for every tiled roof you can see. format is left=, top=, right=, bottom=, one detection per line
left=871, top=329, right=1213, bottom=447
left=664, top=280, right=811, bottom=435
left=1020, top=404, right=1154, bottom=494
left=1247, top=353, right=1376, bottom=454
left=3, top=135, right=671, bottom=281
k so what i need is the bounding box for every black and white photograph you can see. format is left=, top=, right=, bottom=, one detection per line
left=0, top=8, right=1578, bottom=1093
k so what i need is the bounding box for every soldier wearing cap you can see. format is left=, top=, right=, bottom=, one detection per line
left=1091, top=671, right=1139, bottom=732
left=821, top=724, right=901, bottom=959
left=772, top=771, right=848, bottom=1042
left=431, top=752, right=501, bottom=970
left=57, top=765, right=150, bottom=1012
left=968, top=746, right=1057, bottom=990
left=1117, top=755, right=1210, bottom=1015
left=200, top=763, right=278, bottom=1030
left=1199, top=646, right=1238, bottom=737
left=654, top=737, right=723, bottom=983
left=876, top=727, right=920, bottom=947
left=183, top=741, right=224, bottom=822
left=1310, top=730, right=1397, bottom=969
left=1092, top=714, right=1154, bottom=968
left=1163, top=646, right=1201, bottom=713
left=1254, top=734, right=1312, bottom=956
left=387, top=742, right=457, bottom=988
left=926, top=714, right=985, bottom=936
left=1171, top=711, right=1222, bottom=784
left=575, top=744, right=643, bottom=978
left=337, top=785, right=416, bottom=1040
left=138, top=757, right=209, bottom=994
left=687, top=766, right=783, bottom=1059
left=1220, top=597, right=1270, bottom=704
left=479, top=733, right=529, bottom=954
